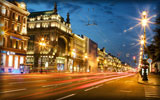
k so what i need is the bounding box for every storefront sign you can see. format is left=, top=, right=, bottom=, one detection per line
left=7, top=51, right=15, bottom=55
left=10, top=36, right=22, bottom=40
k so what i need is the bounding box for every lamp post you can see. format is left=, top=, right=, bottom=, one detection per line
left=141, top=11, right=147, bottom=48
left=140, top=11, right=149, bottom=81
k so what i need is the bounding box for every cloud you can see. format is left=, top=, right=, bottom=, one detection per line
left=27, top=8, right=36, bottom=12
left=62, top=3, right=82, bottom=14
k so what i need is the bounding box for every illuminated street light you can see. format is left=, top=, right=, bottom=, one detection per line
left=142, top=11, right=147, bottom=16
left=139, top=11, right=149, bottom=81
left=41, top=38, right=44, bottom=41
left=140, top=39, right=144, bottom=45
left=84, top=54, right=88, bottom=59
left=141, top=19, right=148, bottom=27
left=38, top=37, right=47, bottom=69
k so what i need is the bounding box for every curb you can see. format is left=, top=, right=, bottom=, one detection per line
left=137, top=74, right=160, bottom=86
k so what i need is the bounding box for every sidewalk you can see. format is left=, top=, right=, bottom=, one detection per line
left=138, top=73, right=160, bottom=86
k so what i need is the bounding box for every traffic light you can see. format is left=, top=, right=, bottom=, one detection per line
left=133, top=56, right=137, bottom=63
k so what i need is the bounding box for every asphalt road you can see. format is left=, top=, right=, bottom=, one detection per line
left=0, top=72, right=159, bottom=100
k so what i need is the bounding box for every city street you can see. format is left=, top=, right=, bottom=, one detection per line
left=1, top=0, right=160, bottom=100
left=0, top=72, right=159, bottom=100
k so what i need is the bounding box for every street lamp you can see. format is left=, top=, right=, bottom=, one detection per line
left=141, top=11, right=148, bottom=48
left=39, top=37, right=46, bottom=68
left=140, top=11, right=149, bottom=81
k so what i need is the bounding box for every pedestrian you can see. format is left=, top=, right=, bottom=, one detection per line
left=155, top=63, right=158, bottom=74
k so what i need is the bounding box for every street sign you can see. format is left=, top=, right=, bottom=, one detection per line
left=147, top=58, right=152, bottom=64
left=143, top=54, right=148, bottom=59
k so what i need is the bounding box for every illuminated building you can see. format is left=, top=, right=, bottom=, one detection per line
left=97, top=48, right=108, bottom=72
left=26, top=3, right=82, bottom=72
left=97, top=48, right=124, bottom=72
left=0, top=0, right=30, bottom=73
left=85, top=37, right=98, bottom=72
left=71, top=34, right=86, bottom=72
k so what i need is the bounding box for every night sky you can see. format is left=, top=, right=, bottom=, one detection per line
left=16, top=0, right=160, bottom=67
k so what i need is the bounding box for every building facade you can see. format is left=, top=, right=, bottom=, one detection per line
left=86, top=37, right=98, bottom=72
left=26, top=3, right=74, bottom=72
left=72, top=34, right=86, bottom=72
left=0, top=0, right=30, bottom=73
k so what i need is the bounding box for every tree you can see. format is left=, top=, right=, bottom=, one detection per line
left=147, top=17, right=160, bottom=62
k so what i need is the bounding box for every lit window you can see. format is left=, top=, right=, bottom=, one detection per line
left=37, top=16, right=41, bottom=20
left=42, top=23, right=49, bottom=28
left=14, top=56, right=18, bottom=69
left=20, top=56, right=24, bottom=64
left=36, top=23, right=40, bottom=28
left=8, top=55, right=13, bottom=66
left=51, top=22, right=56, bottom=27
left=2, top=6, right=6, bottom=15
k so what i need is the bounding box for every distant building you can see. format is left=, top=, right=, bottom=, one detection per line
left=72, top=34, right=86, bottom=72
left=85, top=37, right=98, bottom=72
left=0, top=0, right=30, bottom=73
left=97, top=47, right=107, bottom=72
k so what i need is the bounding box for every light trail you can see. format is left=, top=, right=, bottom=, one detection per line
left=32, top=73, right=135, bottom=99
left=13, top=74, right=122, bottom=100
left=0, top=88, right=26, bottom=94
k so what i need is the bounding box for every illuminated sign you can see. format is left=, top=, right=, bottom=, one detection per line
left=10, top=36, right=22, bottom=40
left=7, top=51, right=15, bottom=55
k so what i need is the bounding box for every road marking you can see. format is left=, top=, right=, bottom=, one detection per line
left=42, top=84, right=56, bottom=88
left=42, top=82, right=72, bottom=88
left=56, top=94, right=76, bottom=100
left=145, top=86, right=160, bottom=98
left=0, top=88, right=26, bottom=94
left=94, top=84, right=103, bottom=88
left=9, top=80, right=46, bottom=84
left=120, top=90, right=132, bottom=93
left=84, top=87, right=95, bottom=91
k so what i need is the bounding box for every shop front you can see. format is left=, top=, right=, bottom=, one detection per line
left=56, top=57, right=67, bottom=72
left=0, top=50, right=25, bottom=73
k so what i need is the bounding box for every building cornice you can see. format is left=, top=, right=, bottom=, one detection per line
left=0, top=0, right=30, bottom=16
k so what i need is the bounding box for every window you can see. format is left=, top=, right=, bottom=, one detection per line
left=12, top=13, right=15, bottom=19
left=18, top=15, right=21, bottom=22
left=14, top=56, right=18, bottom=69
left=16, top=41, right=18, bottom=49
left=3, top=37, right=5, bottom=47
left=8, top=55, right=13, bottom=67
left=12, top=24, right=14, bottom=30
left=7, top=10, right=10, bottom=17
left=20, top=56, right=24, bottom=64
left=17, top=25, right=20, bottom=32
left=1, top=6, right=6, bottom=15
left=42, top=23, right=49, bottom=28
left=21, top=42, right=24, bottom=50
left=36, top=23, right=40, bottom=28
left=10, top=39, right=12, bottom=48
